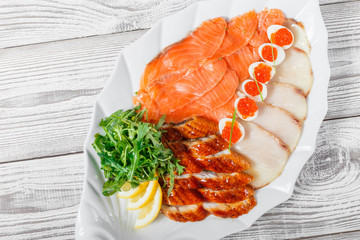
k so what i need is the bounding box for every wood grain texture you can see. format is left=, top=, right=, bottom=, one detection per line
left=305, top=230, right=360, bottom=240
left=1, top=0, right=360, bottom=163
left=0, top=0, right=352, bottom=49
left=0, top=116, right=359, bottom=239
left=0, top=154, right=84, bottom=240
left=0, top=31, right=144, bottom=163
left=0, top=0, right=197, bottom=49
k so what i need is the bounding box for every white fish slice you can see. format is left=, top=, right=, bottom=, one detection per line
left=250, top=102, right=302, bottom=152
left=265, top=82, right=307, bottom=121
left=233, top=122, right=290, bottom=189
left=272, top=47, right=313, bottom=95
left=284, top=18, right=311, bottom=55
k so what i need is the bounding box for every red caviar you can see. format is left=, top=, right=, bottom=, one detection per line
left=271, top=28, right=293, bottom=47
left=244, top=81, right=263, bottom=96
left=221, top=121, right=242, bottom=144
left=236, top=97, right=258, bottom=119
left=254, top=63, right=272, bottom=83
left=261, top=45, right=277, bottom=62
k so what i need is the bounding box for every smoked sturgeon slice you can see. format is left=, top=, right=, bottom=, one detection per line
left=284, top=18, right=311, bottom=55
left=266, top=82, right=307, bottom=121
left=233, top=122, right=290, bottom=188
left=272, top=47, right=313, bottom=96
left=250, top=102, right=302, bottom=151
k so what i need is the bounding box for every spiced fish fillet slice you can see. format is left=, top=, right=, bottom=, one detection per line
left=210, top=10, right=257, bottom=60
left=266, top=82, right=307, bottom=121
left=140, top=17, right=227, bottom=89
left=165, top=69, right=238, bottom=123
left=249, top=8, right=285, bottom=47
left=196, top=149, right=251, bottom=173
left=165, top=135, right=228, bottom=173
left=272, top=47, right=313, bottom=95
left=162, top=117, right=218, bottom=142
left=161, top=204, right=209, bottom=222
left=182, top=134, right=228, bottom=157
left=161, top=196, right=257, bottom=222
left=233, top=122, right=290, bottom=188
left=147, top=59, right=227, bottom=115
left=165, top=171, right=253, bottom=190
left=250, top=102, right=302, bottom=151
left=166, top=141, right=250, bottom=174
left=284, top=18, right=311, bottom=55
left=201, top=95, right=236, bottom=123
left=163, top=186, right=255, bottom=205
left=225, top=45, right=260, bottom=81
left=203, top=196, right=257, bottom=218
left=173, top=117, right=218, bottom=139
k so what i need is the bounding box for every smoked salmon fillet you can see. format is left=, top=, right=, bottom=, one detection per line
left=164, top=69, right=238, bottom=123
left=139, top=17, right=227, bottom=89
left=201, top=95, right=236, bottom=123
left=147, top=60, right=227, bottom=116
left=225, top=46, right=260, bottom=81
left=210, top=10, right=257, bottom=60
left=249, top=8, right=285, bottom=47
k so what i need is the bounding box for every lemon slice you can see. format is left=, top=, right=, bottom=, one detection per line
left=117, top=182, right=149, bottom=199
left=134, top=183, right=162, bottom=229
left=127, top=180, right=158, bottom=210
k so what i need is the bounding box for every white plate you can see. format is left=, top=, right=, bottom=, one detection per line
left=75, top=0, right=330, bottom=239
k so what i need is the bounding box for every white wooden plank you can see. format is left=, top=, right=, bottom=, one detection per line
left=0, top=31, right=144, bottom=163
left=0, top=0, right=351, bottom=49
left=0, top=154, right=84, bottom=240
left=0, top=0, right=198, bottom=49
left=304, top=231, right=360, bottom=240
left=0, top=116, right=359, bottom=239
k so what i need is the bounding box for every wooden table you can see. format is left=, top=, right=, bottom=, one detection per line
left=1, top=0, right=359, bottom=239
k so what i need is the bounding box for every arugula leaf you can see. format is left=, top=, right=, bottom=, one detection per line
left=92, top=106, right=184, bottom=196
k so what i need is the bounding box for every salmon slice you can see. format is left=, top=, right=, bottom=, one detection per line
left=148, top=59, right=227, bottom=115
left=139, top=17, right=227, bottom=89
left=163, top=186, right=255, bottom=205
left=164, top=172, right=253, bottom=190
left=210, top=10, right=257, bottom=60
left=201, top=95, right=236, bottom=123
left=249, top=8, right=285, bottom=47
left=165, top=69, right=238, bottom=123
left=225, top=46, right=260, bottom=81
left=134, top=60, right=226, bottom=123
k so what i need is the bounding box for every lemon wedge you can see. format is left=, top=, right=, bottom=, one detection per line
left=134, top=183, right=162, bottom=229
left=127, top=180, right=158, bottom=210
left=117, top=182, right=149, bottom=199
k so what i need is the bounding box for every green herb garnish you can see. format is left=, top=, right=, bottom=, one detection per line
left=228, top=109, right=237, bottom=150
left=253, top=75, right=264, bottom=102
left=270, top=40, right=277, bottom=74
left=92, top=105, right=184, bottom=196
